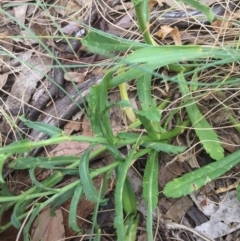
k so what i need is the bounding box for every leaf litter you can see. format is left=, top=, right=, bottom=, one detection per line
left=0, top=0, right=240, bottom=240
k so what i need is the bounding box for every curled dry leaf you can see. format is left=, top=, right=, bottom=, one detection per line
left=156, top=25, right=182, bottom=45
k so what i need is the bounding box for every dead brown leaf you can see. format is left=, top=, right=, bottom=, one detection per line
left=64, top=71, right=85, bottom=83
left=31, top=207, right=65, bottom=241
left=166, top=196, right=193, bottom=222
left=159, top=159, right=185, bottom=188
left=50, top=140, right=90, bottom=156
left=81, top=115, right=94, bottom=137
left=156, top=25, right=182, bottom=45
left=63, top=121, right=81, bottom=135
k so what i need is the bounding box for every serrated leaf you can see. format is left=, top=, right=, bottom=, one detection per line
left=18, top=115, right=63, bottom=137
left=114, top=145, right=138, bottom=240
left=137, top=73, right=152, bottom=110
left=124, top=46, right=203, bottom=64
left=79, top=145, right=106, bottom=204
left=178, top=73, right=224, bottom=161
left=69, top=183, right=83, bottom=233
left=142, top=150, right=159, bottom=241
left=122, top=178, right=137, bottom=215
left=82, top=31, right=143, bottom=55
left=143, top=151, right=158, bottom=208
left=136, top=75, right=162, bottom=140
left=163, top=149, right=240, bottom=198
left=87, top=71, right=116, bottom=144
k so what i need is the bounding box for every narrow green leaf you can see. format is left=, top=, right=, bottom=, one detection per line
left=142, top=142, right=185, bottom=154
left=179, top=0, right=215, bottom=23
left=114, top=145, right=138, bottom=241
left=109, top=46, right=210, bottom=88
left=137, top=73, right=152, bottom=110
left=178, top=73, right=224, bottom=161
left=79, top=145, right=106, bottom=204
left=0, top=140, right=32, bottom=154
left=87, top=71, right=116, bottom=144
left=11, top=198, right=26, bottom=228
left=124, top=215, right=138, bottom=241
left=69, top=183, right=83, bottom=233
left=143, top=150, right=159, bottom=241
left=29, top=167, right=60, bottom=192
left=124, top=46, right=203, bottom=64
left=143, top=151, right=159, bottom=208
left=122, top=178, right=137, bottom=215
left=117, top=132, right=140, bottom=140
left=0, top=154, right=10, bottom=183
left=90, top=181, right=104, bottom=240
left=82, top=31, right=143, bottom=54
left=135, top=77, right=162, bottom=139
left=164, top=149, right=240, bottom=198
left=10, top=156, right=79, bottom=170
left=50, top=188, right=76, bottom=212
left=132, top=0, right=153, bottom=44
left=18, top=115, right=63, bottom=137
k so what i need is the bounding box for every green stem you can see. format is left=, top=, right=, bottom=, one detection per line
left=133, top=0, right=154, bottom=45
left=119, top=82, right=136, bottom=123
